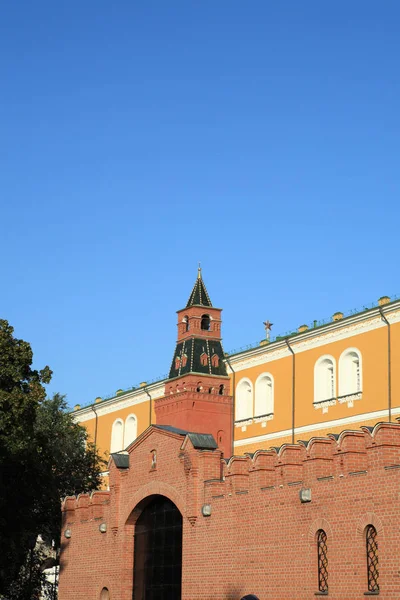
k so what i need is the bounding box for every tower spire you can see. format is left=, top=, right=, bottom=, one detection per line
left=186, top=266, right=212, bottom=308
left=155, top=269, right=233, bottom=457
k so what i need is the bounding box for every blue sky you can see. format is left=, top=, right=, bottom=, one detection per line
left=1, top=1, right=399, bottom=407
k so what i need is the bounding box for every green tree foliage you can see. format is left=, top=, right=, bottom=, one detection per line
left=2, top=542, right=53, bottom=600
left=0, top=319, right=52, bottom=589
left=0, top=320, right=104, bottom=594
left=34, top=393, right=104, bottom=547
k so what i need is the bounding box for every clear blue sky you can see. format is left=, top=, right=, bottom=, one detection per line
left=1, top=1, right=399, bottom=407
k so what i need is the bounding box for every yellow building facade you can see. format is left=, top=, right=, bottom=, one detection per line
left=74, top=287, right=399, bottom=471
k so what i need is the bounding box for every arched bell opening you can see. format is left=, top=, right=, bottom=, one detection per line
left=200, top=314, right=211, bottom=331
left=182, top=316, right=190, bottom=332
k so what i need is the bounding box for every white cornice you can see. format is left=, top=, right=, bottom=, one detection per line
left=226, top=303, right=400, bottom=373
left=233, top=406, right=400, bottom=448
left=73, top=380, right=166, bottom=423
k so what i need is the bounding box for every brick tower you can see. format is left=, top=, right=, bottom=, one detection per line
left=154, top=268, right=233, bottom=456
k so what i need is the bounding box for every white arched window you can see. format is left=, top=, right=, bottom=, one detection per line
left=255, top=373, right=274, bottom=416
left=314, top=356, right=336, bottom=403
left=339, top=348, right=362, bottom=397
left=235, top=378, right=253, bottom=420
left=124, top=414, right=138, bottom=448
left=110, top=419, right=124, bottom=453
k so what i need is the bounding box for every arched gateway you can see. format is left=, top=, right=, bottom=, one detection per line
left=133, top=495, right=183, bottom=600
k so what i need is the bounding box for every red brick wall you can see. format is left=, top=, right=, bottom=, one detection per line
left=59, top=422, right=400, bottom=600
left=176, top=306, right=222, bottom=342
left=155, top=373, right=233, bottom=456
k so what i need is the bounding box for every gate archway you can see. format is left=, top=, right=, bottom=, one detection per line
left=133, top=495, right=183, bottom=600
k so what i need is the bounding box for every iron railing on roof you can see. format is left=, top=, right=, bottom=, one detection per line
left=226, top=293, right=399, bottom=357
left=78, top=373, right=169, bottom=409
left=77, top=293, right=399, bottom=408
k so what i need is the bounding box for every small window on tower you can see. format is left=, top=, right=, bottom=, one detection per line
left=200, top=352, right=208, bottom=366
left=211, top=354, right=219, bottom=368
left=183, top=316, right=190, bottom=332
left=219, top=384, right=224, bottom=395
left=175, top=356, right=181, bottom=370
left=201, top=314, right=211, bottom=331
left=181, top=353, right=188, bottom=367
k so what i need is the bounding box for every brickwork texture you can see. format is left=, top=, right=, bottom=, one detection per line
left=59, top=421, right=400, bottom=600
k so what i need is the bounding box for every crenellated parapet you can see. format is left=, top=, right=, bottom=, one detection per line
left=60, top=423, right=400, bottom=536
left=205, top=422, right=400, bottom=499
left=59, top=421, right=400, bottom=600
left=62, top=490, right=110, bottom=523
left=225, top=455, right=251, bottom=491
left=302, top=437, right=335, bottom=481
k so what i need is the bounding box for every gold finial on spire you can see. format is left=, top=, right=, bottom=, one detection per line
left=198, top=262, right=202, bottom=279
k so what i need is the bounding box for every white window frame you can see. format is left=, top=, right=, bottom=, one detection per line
left=235, top=377, right=253, bottom=421
left=255, top=372, right=274, bottom=418
left=110, top=418, right=124, bottom=453
left=314, top=355, right=337, bottom=405
left=338, top=348, right=363, bottom=403
left=123, top=413, right=138, bottom=448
